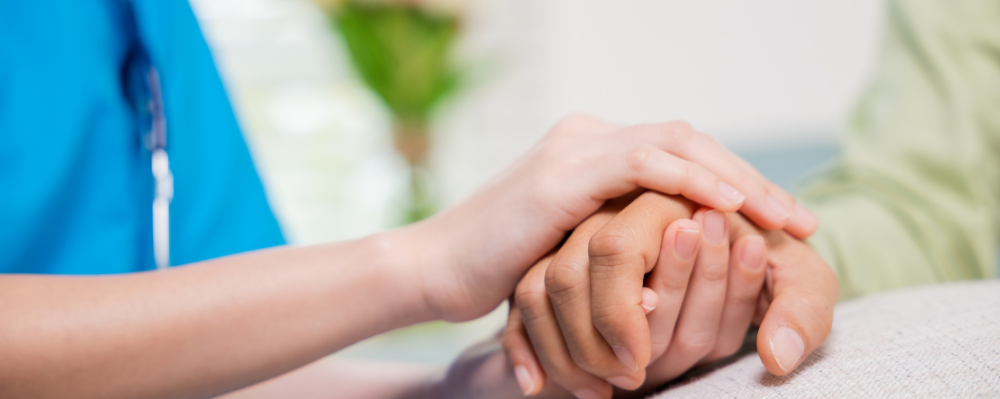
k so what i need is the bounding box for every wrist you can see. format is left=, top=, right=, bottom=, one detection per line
left=400, top=216, right=463, bottom=322
left=396, top=212, right=493, bottom=322
left=356, top=226, right=440, bottom=326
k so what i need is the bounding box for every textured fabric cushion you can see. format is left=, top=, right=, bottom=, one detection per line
left=654, top=280, right=1000, bottom=398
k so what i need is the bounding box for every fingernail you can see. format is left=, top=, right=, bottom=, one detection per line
left=611, top=345, right=638, bottom=371
left=640, top=289, right=657, bottom=313
left=794, top=203, right=819, bottom=229
left=740, top=236, right=765, bottom=271
left=514, top=365, right=535, bottom=395
left=607, top=376, right=639, bottom=389
left=573, top=389, right=602, bottom=399
left=767, top=195, right=791, bottom=221
left=770, top=326, right=805, bottom=373
left=704, top=210, right=725, bottom=244
left=718, top=181, right=745, bottom=204
left=675, top=228, right=700, bottom=260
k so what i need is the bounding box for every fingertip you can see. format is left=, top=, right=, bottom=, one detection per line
left=669, top=217, right=702, bottom=232
left=672, top=227, right=701, bottom=261
left=611, top=345, right=639, bottom=372
left=702, top=210, right=727, bottom=244
left=766, top=194, right=792, bottom=223
left=756, top=283, right=834, bottom=377
left=761, top=325, right=805, bottom=376
left=514, top=365, right=535, bottom=396
left=640, top=287, right=658, bottom=314
left=716, top=181, right=745, bottom=210
left=738, top=235, right=766, bottom=272
left=785, top=203, right=820, bottom=239
left=691, top=206, right=712, bottom=223
left=606, top=371, right=646, bottom=391
left=501, top=312, right=545, bottom=395
left=571, top=386, right=613, bottom=399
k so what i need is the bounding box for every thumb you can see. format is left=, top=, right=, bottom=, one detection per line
left=755, top=233, right=838, bottom=376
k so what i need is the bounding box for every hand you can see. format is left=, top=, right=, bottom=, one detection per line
left=501, top=192, right=768, bottom=397
left=414, top=114, right=818, bottom=324
left=724, top=213, right=838, bottom=377
left=500, top=192, right=837, bottom=397
left=636, top=213, right=835, bottom=394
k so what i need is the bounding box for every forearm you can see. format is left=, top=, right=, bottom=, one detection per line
left=0, top=230, right=432, bottom=399
left=218, top=358, right=444, bottom=399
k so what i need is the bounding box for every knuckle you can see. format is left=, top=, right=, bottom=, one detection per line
left=691, top=130, right=714, bottom=144
left=590, top=303, right=632, bottom=330
left=733, top=292, right=762, bottom=308
left=516, top=297, right=552, bottom=325
left=674, top=331, right=716, bottom=357
left=516, top=268, right=545, bottom=296
left=514, top=281, right=550, bottom=323
left=553, top=113, right=596, bottom=135
left=711, top=338, right=743, bottom=359
left=665, top=120, right=694, bottom=132
left=569, top=346, right=612, bottom=375
left=623, top=145, right=656, bottom=174
left=513, top=286, right=543, bottom=309
left=698, top=261, right=729, bottom=282
left=589, top=229, right=648, bottom=278
left=657, top=270, right=690, bottom=296
left=544, top=259, right=588, bottom=297
left=680, top=161, right=698, bottom=185
left=686, top=132, right=718, bottom=155
left=783, top=193, right=798, bottom=207
left=664, top=120, right=697, bottom=143
left=588, top=230, right=635, bottom=261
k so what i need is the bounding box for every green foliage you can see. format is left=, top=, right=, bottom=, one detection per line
left=332, top=1, right=461, bottom=128
left=403, top=167, right=436, bottom=223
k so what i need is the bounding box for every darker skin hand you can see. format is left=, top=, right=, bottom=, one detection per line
left=500, top=192, right=837, bottom=398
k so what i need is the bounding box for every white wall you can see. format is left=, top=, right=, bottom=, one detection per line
left=434, top=0, right=886, bottom=206
left=533, top=0, right=886, bottom=145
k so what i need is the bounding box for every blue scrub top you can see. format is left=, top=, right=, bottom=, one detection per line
left=0, top=0, right=285, bottom=274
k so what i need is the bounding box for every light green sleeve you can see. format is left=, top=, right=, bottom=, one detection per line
left=799, top=0, right=1000, bottom=300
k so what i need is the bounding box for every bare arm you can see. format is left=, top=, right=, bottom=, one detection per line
left=217, top=358, right=443, bottom=399
left=0, top=231, right=432, bottom=399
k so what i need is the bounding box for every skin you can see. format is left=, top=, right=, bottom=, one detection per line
left=222, top=207, right=835, bottom=399
left=0, top=115, right=812, bottom=399
left=502, top=192, right=838, bottom=398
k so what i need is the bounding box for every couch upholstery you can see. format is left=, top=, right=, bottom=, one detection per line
left=655, top=280, right=1000, bottom=398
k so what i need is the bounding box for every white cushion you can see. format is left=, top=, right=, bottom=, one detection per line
left=654, top=280, right=1000, bottom=398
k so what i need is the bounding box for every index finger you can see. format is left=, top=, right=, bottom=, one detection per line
left=625, top=122, right=819, bottom=238
left=587, top=191, right=697, bottom=374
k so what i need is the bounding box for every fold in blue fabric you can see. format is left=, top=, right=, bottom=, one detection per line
left=0, top=0, right=285, bottom=274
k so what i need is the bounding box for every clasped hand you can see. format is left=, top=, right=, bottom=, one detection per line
left=429, top=115, right=837, bottom=399
left=502, top=192, right=837, bottom=399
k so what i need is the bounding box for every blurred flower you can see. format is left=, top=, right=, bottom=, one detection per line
left=321, top=0, right=466, bottom=223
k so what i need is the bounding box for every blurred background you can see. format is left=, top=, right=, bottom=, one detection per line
left=189, top=0, right=885, bottom=365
